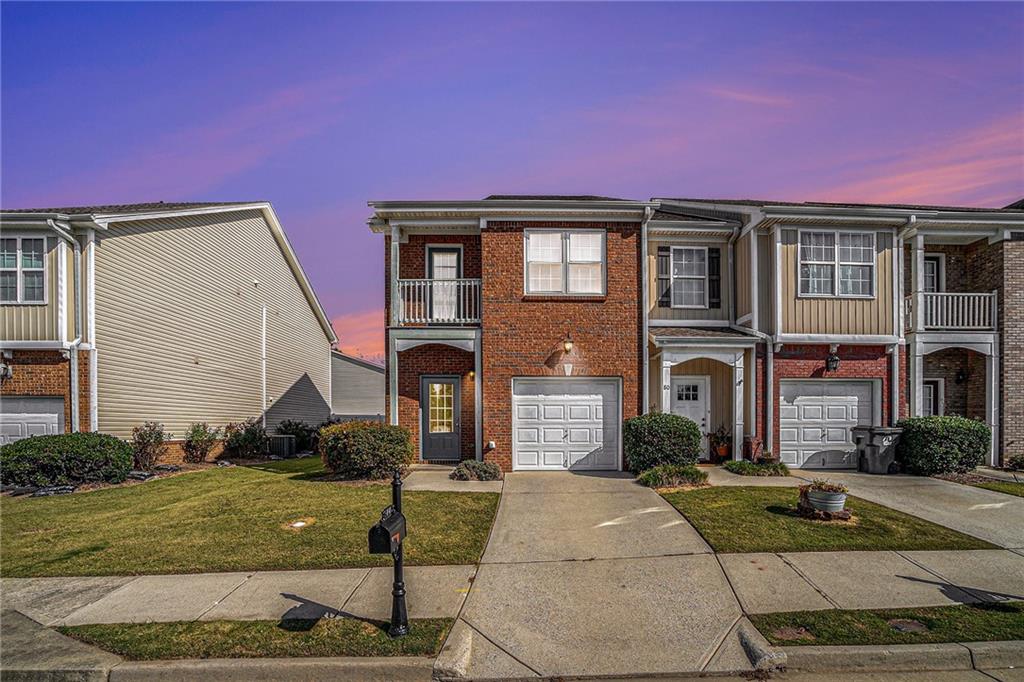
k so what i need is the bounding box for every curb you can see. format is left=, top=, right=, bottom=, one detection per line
left=736, top=618, right=787, bottom=671
left=108, top=657, right=434, bottom=681
left=783, top=640, right=1024, bottom=673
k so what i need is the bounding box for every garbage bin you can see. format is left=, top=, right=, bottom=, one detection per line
left=853, top=426, right=902, bottom=474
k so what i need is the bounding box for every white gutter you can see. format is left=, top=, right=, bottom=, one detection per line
left=48, top=220, right=83, bottom=432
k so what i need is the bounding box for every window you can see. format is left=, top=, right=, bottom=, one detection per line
left=923, top=255, right=944, bottom=293
left=922, top=379, right=944, bottom=417
left=670, top=247, right=707, bottom=308
left=525, top=230, right=605, bottom=295
left=0, top=236, right=46, bottom=304
left=799, top=231, right=875, bottom=298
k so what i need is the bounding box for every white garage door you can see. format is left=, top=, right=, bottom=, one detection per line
left=512, top=378, right=620, bottom=471
left=779, top=380, right=874, bottom=469
left=0, top=396, right=64, bottom=445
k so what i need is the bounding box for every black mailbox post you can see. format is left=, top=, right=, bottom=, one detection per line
left=367, top=471, right=409, bottom=637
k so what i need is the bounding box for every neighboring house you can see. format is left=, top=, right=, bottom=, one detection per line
left=0, top=202, right=337, bottom=454
left=370, top=195, right=1024, bottom=471
left=331, top=350, right=385, bottom=421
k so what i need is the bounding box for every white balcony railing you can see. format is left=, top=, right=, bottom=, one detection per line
left=397, top=278, right=481, bottom=325
left=905, top=291, right=997, bottom=331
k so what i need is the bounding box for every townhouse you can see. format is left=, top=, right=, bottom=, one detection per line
left=371, top=195, right=1024, bottom=472
left=0, top=202, right=336, bottom=453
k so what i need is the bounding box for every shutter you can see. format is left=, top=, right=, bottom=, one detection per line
left=657, top=246, right=671, bottom=307
left=708, top=248, right=721, bottom=309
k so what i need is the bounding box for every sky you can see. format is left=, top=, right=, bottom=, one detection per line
left=3, top=2, right=1022, bottom=362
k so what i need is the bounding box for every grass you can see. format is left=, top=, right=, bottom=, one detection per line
left=722, top=460, right=790, bottom=477
left=59, top=618, right=452, bottom=660
left=0, top=458, right=498, bottom=577
left=660, top=486, right=995, bottom=553
left=972, top=481, right=1024, bottom=498
left=752, top=602, right=1024, bottom=647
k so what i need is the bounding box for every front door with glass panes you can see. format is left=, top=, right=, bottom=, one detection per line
left=427, top=247, right=461, bottom=322
left=420, top=376, right=461, bottom=461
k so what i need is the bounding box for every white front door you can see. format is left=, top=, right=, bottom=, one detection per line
left=512, top=378, right=620, bottom=471
left=670, top=376, right=710, bottom=456
left=779, top=380, right=874, bottom=469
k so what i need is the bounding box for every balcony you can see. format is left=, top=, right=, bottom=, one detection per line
left=905, top=291, right=997, bottom=332
left=396, top=278, right=481, bottom=325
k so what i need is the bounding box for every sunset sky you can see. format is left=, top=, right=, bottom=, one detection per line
left=3, top=2, right=1022, bottom=362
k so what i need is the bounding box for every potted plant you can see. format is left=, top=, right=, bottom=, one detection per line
left=707, top=425, right=732, bottom=463
left=803, top=479, right=849, bottom=513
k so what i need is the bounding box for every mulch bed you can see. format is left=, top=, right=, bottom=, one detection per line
left=935, top=471, right=1020, bottom=485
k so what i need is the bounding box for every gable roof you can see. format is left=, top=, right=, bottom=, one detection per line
left=331, top=350, right=385, bottom=373
left=1, top=201, right=264, bottom=216
left=660, top=197, right=1024, bottom=213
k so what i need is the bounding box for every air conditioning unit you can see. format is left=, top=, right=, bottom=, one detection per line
left=268, top=434, right=296, bottom=459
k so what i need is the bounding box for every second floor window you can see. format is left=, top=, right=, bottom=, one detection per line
left=525, top=230, right=605, bottom=295
left=0, top=236, right=46, bottom=304
left=671, top=247, right=707, bottom=308
left=799, top=231, right=875, bottom=298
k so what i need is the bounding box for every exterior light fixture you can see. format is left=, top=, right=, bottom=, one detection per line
left=956, top=370, right=967, bottom=384
left=468, top=370, right=475, bottom=379
left=825, top=351, right=840, bottom=373
left=563, top=333, right=574, bottom=353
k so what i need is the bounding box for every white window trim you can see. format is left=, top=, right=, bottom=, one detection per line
left=669, top=245, right=709, bottom=309
left=922, top=377, right=945, bottom=416
left=923, top=253, right=946, bottom=293
left=0, top=234, right=48, bottom=306
left=797, top=229, right=876, bottom=300
left=523, top=228, right=606, bottom=296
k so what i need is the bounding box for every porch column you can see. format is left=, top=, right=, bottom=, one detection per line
left=912, top=234, right=925, bottom=332
left=986, top=342, right=1000, bottom=466
left=474, top=330, right=482, bottom=461
left=390, top=225, right=400, bottom=326
left=732, top=352, right=744, bottom=461
left=909, top=342, right=924, bottom=418
left=661, top=358, right=672, bottom=414
left=388, top=335, right=399, bottom=425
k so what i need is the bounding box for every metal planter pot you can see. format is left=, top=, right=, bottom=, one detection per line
left=806, top=490, right=847, bottom=513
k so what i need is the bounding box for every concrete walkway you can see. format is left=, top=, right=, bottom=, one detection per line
left=403, top=464, right=504, bottom=493
left=789, top=470, right=1024, bottom=550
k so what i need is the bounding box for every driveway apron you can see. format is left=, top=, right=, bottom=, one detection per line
left=453, top=472, right=744, bottom=678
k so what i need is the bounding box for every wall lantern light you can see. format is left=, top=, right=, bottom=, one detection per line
left=955, top=370, right=967, bottom=384
left=563, top=332, right=574, bottom=354
left=825, top=345, right=840, bottom=373
left=468, top=370, right=475, bottom=379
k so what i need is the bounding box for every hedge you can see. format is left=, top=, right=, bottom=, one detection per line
left=319, top=421, right=413, bottom=480
left=896, top=416, right=990, bottom=475
left=0, top=433, right=132, bottom=487
left=622, top=412, right=702, bottom=474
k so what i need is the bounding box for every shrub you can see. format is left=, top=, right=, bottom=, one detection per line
left=636, top=464, right=708, bottom=488
left=1007, top=454, right=1024, bottom=472
left=222, top=418, right=270, bottom=459
left=450, top=460, right=502, bottom=481
left=182, top=422, right=220, bottom=464
left=0, top=433, right=132, bottom=487
left=319, top=421, right=413, bottom=480
left=276, top=420, right=319, bottom=452
left=724, top=460, right=790, bottom=477
left=622, top=412, right=702, bottom=474
left=131, top=421, right=167, bottom=470
left=896, top=416, right=990, bottom=476
left=804, top=479, right=848, bottom=494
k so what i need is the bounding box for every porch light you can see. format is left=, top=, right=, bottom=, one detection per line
left=563, top=333, right=574, bottom=353
left=825, top=352, right=840, bottom=373
left=468, top=370, right=475, bottom=379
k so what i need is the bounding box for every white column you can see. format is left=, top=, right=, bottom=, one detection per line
left=388, top=335, right=399, bottom=426
left=390, top=225, right=401, bottom=327
left=733, top=352, right=744, bottom=461
left=474, top=331, right=483, bottom=461
left=661, top=358, right=672, bottom=414
left=912, top=234, right=925, bottom=332
left=986, top=344, right=999, bottom=466
left=909, top=340, right=924, bottom=417
left=890, top=344, right=900, bottom=426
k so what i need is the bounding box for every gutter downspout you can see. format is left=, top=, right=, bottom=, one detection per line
left=641, top=206, right=653, bottom=413
left=48, top=220, right=82, bottom=432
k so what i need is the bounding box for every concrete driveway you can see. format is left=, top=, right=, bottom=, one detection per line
left=790, top=471, right=1024, bottom=550
left=441, top=472, right=753, bottom=679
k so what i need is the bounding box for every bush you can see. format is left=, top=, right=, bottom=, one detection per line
left=804, top=479, right=848, bottom=494
left=0, top=433, right=132, bottom=487
left=276, top=420, right=319, bottom=452
left=896, top=416, right=990, bottom=476
left=1007, top=454, right=1024, bottom=472
left=131, top=421, right=167, bottom=470
left=636, top=464, right=708, bottom=488
left=223, top=418, right=269, bottom=459
left=319, top=421, right=413, bottom=480
left=182, top=422, right=220, bottom=464
left=622, top=412, right=702, bottom=474
left=450, top=460, right=502, bottom=481
left=724, top=460, right=790, bottom=477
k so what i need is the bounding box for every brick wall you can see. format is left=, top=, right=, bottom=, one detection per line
left=397, top=234, right=482, bottom=279
left=480, top=221, right=643, bottom=471
left=771, top=344, right=905, bottom=454
left=2, top=349, right=91, bottom=434
left=159, top=439, right=226, bottom=465
left=394, top=343, right=476, bottom=461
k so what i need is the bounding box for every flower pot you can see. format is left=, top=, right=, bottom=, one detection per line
left=714, top=445, right=730, bottom=462
left=806, top=490, right=847, bottom=513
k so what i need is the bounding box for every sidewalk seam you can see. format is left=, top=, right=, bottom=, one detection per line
left=699, top=613, right=742, bottom=672
left=193, top=573, right=254, bottom=622
left=957, top=642, right=978, bottom=671
left=777, top=553, right=842, bottom=609
left=480, top=550, right=713, bottom=567
left=54, top=576, right=145, bottom=626
left=460, top=615, right=544, bottom=677
left=895, top=551, right=984, bottom=603
left=338, top=568, right=374, bottom=615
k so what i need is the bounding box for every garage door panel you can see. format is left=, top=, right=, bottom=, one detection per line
left=779, top=405, right=799, bottom=419
left=542, top=405, right=564, bottom=420
left=802, top=405, right=823, bottom=420
left=517, top=428, right=539, bottom=444
left=0, top=397, right=64, bottom=446
left=516, top=405, right=539, bottom=420
left=780, top=380, right=872, bottom=469
left=568, top=405, right=590, bottom=420
left=542, top=450, right=563, bottom=467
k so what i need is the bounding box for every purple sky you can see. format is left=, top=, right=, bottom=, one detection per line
left=3, top=2, right=1022, bottom=360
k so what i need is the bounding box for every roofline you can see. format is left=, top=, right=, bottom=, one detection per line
left=368, top=199, right=657, bottom=211
left=659, top=198, right=1024, bottom=223
left=332, top=349, right=385, bottom=373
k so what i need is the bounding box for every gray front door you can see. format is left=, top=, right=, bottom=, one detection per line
left=421, top=376, right=461, bottom=461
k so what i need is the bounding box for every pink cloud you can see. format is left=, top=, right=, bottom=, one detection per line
left=332, top=308, right=385, bottom=363
left=708, top=87, right=794, bottom=107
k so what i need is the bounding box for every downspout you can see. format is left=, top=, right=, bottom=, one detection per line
left=48, top=220, right=82, bottom=432
left=640, top=206, right=652, bottom=413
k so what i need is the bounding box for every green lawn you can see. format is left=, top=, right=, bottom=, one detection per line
left=752, top=602, right=1024, bottom=646
left=60, top=618, right=452, bottom=659
left=1, top=459, right=498, bottom=577
left=661, top=486, right=995, bottom=553
left=973, top=481, right=1024, bottom=498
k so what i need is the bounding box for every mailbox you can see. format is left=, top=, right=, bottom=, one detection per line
left=368, top=505, right=407, bottom=555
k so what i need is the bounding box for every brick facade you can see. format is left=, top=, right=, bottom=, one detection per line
left=1, top=349, right=91, bottom=434
left=480, top=221, right=643, bottom=471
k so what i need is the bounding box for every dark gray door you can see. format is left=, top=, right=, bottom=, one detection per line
left=421, top=376, right=461, bottom=461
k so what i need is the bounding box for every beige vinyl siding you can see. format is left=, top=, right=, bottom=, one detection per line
left=671, top=358, right=733, bottom=432
left=95, top=210, right=330, bottom=438
left=0, top=236, right=61, bottom=341
left=331, top=354, right=385, bottom=418
left=757, top=233, right=772, bottom=333
left=780, top=229, right=894, bottom=336
left=735, top=232, right=751, bottom=320
left=647, top=240, right=730, bottom=322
